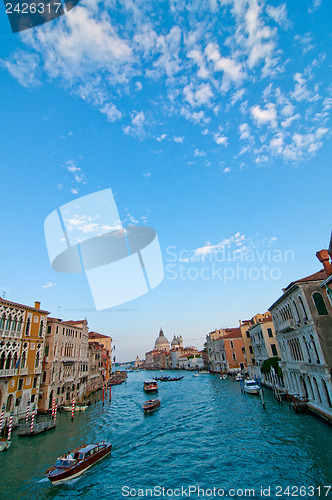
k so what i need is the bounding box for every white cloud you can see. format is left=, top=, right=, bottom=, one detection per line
left=291, top=73, right=320, bottom=102
left=251, top=103, right=277, bottom=127
left=214, top=134, right=228, bottom=145
left=239, top=123, right=251, bottom=140
left=42, top=282, right=57, bottom=288
left=157, top=134, right=167, bottom=141
left=223, top=167, right=231, bottom=173
left=2, top=52, right=40, bottom=87
left=281, top=113, right=300, bottom=128
left=194, top=148, right=206, bottom=157
left=143, top=172, right=151, bottom=177
left=174, top=136, right=184, bottom=143
left=71, top=188, right=79, bottom=194
left=205, top=43, right=244, bottom=89
left=187, top=48, right=210, bottom=79
left=184, top=82, right=214, bottom=107
left=266, top=4, right=289, bottom=27
left=123, top=110, right=146, bottom=138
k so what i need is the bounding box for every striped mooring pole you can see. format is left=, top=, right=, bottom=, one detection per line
left=25, top=401, right=30, bottom=425
left=30, top=405, right=36, bottom=433
left=7, top=410, right=14, bottom=441
left=0, top=403, right=5, bottom=431
left=54, top=400, right=58, bottom=423
left=51, top=397, right=55, bottom=417
left=71, top=398, right=75, bottom=421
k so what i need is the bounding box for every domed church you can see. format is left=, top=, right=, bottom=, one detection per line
left=171, top=335, right=183, bottom=349
left=154, top=328, right=170, bottom=351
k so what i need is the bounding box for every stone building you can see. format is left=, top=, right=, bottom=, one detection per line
left=247, top=313, right=280, bottom=382
left=39, top=317, right=89, bottom=409
left=154, top=328, right=170, bottom=351
left=0, top=299, right=49, bottom=423
left=270, top=258, right=332, bottom=422
left=206, top=328, right=246, bottom=373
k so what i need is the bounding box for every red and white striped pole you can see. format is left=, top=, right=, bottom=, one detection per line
left=51, top=397, right=55, bottom=417
left=54, top=400, right=58, bottom=423
left=7, top=410, right=14, bottom=441
left=25, top=401, right=30, bottom=425
left=0, top=403, right=5, bottom=431
left=30, top=405, right=35, bottom=433
left=71, top=398, right=75, bottom=421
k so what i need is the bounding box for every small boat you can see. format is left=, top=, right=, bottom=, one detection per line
left=235, top=373, right=243, bottom=381
left=154, top=376, right=170, bottom=381
left=143, top=399, right=160, bottom=413
left=62, top=405, right=88, bottom=412
left=244, top=379, right=260, bottom=394
left=220, top=374, right=227, bottom=380
left=168, top=376, right=184, bottom=381
left=143, top=380, right=158, bottom=392
left=45, top=442, right=112, bottom=484
left=198, top=370, right=209, bottom=374
left=18, top=419, right=56, bottom=436
left=0, top=438, right=11, bottom=452
left=193, top=373, right=200, bottom=377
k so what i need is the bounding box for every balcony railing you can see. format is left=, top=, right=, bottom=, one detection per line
left=278, top=318, right=296, bottom=333
left=0, top=368, right=18, bottom=377
left=19, top=368, right=29, bottom=375
left=0, top=329, right=22, bottom=339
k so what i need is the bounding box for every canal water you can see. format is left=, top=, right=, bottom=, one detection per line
left=1, top=371, right=331, bottom=500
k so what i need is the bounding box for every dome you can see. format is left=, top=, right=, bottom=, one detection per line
left=171, top=335, right=180, bottom=346
left=154, top=328, right=170, bottom=350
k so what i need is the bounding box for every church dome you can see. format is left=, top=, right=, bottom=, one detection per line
left=171, top=335, right=180, bottom=346
left=155, top=328, right=170, bottom=350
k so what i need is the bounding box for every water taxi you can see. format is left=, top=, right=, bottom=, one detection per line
left=143, top=399, right=160, bottom=413
left=45, top=442, right=112, bottom=484
left=143, top=379, right=158, bottom=392
left=244, top=379, right=260, bottom=394
left=0, top=438, right=11, bottom=452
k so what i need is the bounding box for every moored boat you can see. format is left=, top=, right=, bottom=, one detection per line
left=62, top=405, right=88, bottom=412
left=235, top=373, right=243, bottom=381
left=168, top=376, right=184, bottom=381
left=0, top=438, right=11, bottom=452
left=244, top=379, right=260, bottom=394
left=143, top=380, right=158, bottom=392
left=143, top=399, right=160, bottom=413
left=45, top=442, right=112, bottom=484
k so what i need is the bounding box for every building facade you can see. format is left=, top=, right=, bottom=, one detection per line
left=0, top=299, right=49, bottom=423
left=270, top=267, right=332, bottom=422
left=39, top=317, right=89, bottom=409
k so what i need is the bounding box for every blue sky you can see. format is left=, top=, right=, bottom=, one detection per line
left=0, top=0, right=331, bottom=361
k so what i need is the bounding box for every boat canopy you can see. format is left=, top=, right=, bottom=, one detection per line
left=144, top=379, right=157, bottom=384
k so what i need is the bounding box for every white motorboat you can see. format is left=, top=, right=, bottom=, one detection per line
left=244, top=379, right=260, bottom=394
left=235, top=373, right=243, bottom=381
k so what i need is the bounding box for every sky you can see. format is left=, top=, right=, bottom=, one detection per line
left=0, top=0, right=331, bottom=362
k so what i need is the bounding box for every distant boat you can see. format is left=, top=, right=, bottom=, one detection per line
left=143, top=380, right=158, bottom=392
left=193, top=374, right=200, bottom=377
left=143, top=399, right=160, bottom=413
left=62, top=405, right=88, bottom=412
left=168, top=376, right=184, bottom=381
left=45, top=442, right=112, bottom=485
left=198, top=370, right=209, bottom=374
left=243, top=379, right=260, bottom=394
left=154, top=376, right=170, bottom=381
left=0, top=438, right=11, bottom=452
left=220, top=374, right=227, bottom=380
left=235, top=373, right=243, bottom=381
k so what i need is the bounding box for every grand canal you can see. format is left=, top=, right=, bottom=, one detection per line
left=1, top=371, right=331, bottom=499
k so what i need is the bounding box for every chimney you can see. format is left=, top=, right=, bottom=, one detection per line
left=34, top=301, right=41, bottom=310
left=316, top=249, right=332, bottom=276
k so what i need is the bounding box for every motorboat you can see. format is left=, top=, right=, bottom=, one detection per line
left=45, top=442, right=112, bottom=484
left=143, top=399, right=160, bottom=413
left=143, top=380, right=158, bottom=392
left=193, top=373, right=200, bottom=377
left=235, top=373, right=243, bottom=381
left=168, top=376, right=184, bottom=381
left=244, top=379, right=260, bottom=394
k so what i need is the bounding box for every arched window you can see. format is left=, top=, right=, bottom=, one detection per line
left=25, top=318, right=31, bottom=336
left=312, top=292, right=328, bottom=316
left=21, top=352, right=26, bottom=369
left=312, top=377, right=321, bottom=403
left=5, top=316, right=11, bottom=331
left=299, top=296, right=308, bottom=321
left=5, top=353, right=12, bottom=370
left=0, top=352, right=5, bottom=370
left=0, top=314, right=4, bottom=329
left=39, top=320, right=44, bottom=337
left=293, top=300, right=300, bottom=322
left=310, top=335, right=321, bottom=364
left=322, top=380, right=332, bottom=408
left=35, top=353, right=39, bottom=368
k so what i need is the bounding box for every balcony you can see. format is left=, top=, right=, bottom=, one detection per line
left=0, top=368, right=18, bottom=377
left=278, top=318, right=296, bottom=333
left=19, top=368, right=29, bottom=375
left=0, top=329, right=22, bottom=339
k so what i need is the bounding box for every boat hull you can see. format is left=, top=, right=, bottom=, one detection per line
left=46, top=443, right=112, bottom=484
left=0, top=439, right=11, bottom=452
left=143, top=399, right=160, bottom=413
left=62, top=406, right=88, bottom=412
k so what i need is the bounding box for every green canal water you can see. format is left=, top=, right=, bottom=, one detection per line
left=1, top=371, right=331, bottom=500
